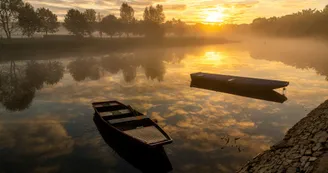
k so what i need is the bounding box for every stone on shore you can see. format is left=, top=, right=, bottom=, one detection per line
left=237, top=100, right=328, bottom=173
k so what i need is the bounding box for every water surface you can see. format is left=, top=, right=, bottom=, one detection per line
left=1, top=42, right=328, bottom=173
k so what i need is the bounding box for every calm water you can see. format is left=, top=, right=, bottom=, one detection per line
left=1, top=42, right=328, bottom=173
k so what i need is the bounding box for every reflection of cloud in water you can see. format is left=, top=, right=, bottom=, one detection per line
left=2, top=43, right=328, bottom=172
left=0, top=118, right=74, bottom=173
left=0, top=119, right=74, bottom=157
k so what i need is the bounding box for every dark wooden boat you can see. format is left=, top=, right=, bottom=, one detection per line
left=93, top=115, right=173, bottom=173
left=92, top=101, right=173, bottom=148
left=190, top=80, right=288, bottom=103
left=190, top=72, right=289, bottom=90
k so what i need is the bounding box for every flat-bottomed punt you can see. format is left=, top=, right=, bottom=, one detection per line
left=93, top=115, right=173, bottom=173
left=190, top=80, right=288, bottom=103
left=190, top=72, right=289, bottom=90
left=92, top=101, right=172, bottom=148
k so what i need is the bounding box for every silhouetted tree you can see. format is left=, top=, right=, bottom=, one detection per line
left=120, top=3, right=134, bottom=37
left=324, top=5, right=328, bottom=14
left=100, top=14, right=118, bottom=38
left=165, top=18, right=187, bottom=36
left=0, top=0, right=24, bottom=39
left=96, top=12, right=103, bottom=37
left=18, top=3, right=39, bottom=37
left=250, top=5, right=328, bottom=37
left=36, top=8, right=59, bottom=35
left=143, top=5, right=165, bottom=24
left=84, top=9, right=96, bottom=36
left=143, top=5, right=165, bottom=38
left=131, top=19, right=144, bottom=36
left=64, top=9, right=88, bottom=37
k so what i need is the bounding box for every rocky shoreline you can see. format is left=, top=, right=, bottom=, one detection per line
left=237, top=100, right=328, bottom=173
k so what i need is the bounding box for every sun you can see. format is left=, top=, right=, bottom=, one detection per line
left=205, top=7, right=225, bottom=23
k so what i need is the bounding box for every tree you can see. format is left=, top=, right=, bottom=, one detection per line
left=0, top=0, right=24, bottom=39
left=36, top=8, right=59, bottom=35
left=96, top=12, right=103, bottom=37
left=143, top=5, right=165, bottom=24
left=84, top=9, right=96, bottom=36
left=100, top=14, right=119, bottom=38
left=165, top=18, right=187, bottom=36
left=143, top=5, right=166, bottom=38
left=120, top=3, right=134, bottom=37
left=323, top=5, right=328, bottom=14
left=18, top=3, right=39, bottom=37
left=64, top=9, right=88, bottom=37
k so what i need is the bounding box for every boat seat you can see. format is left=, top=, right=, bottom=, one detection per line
left=108, top=115, right=146, bottom=124
left=124, top=126, right=167, bottom=144
left=99, top=109, right=131, bottom=117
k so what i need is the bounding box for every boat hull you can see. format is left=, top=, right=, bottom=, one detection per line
left=94, top=112, right=160, bottom=149
left=93, top=115, right=173, bottom=173
left=190, top=72, right=289, bottom=90
left=190, top=80, right=288, bottom=103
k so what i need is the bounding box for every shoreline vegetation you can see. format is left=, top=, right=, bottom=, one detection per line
left=0, top=37, right=233, bottom=60
left=0, top=0, right=327, bottom=60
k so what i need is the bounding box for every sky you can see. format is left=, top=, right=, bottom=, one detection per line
left=26, top=0, right=328, bottom=24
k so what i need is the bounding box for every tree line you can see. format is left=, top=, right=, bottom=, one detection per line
left=1, top=0, right=328, bottom=39
left=0, top=0, right=187, bottom=39
left=251, top=5, right=328, bottom=37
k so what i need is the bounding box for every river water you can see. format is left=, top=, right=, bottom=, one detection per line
left=1, top=41, right=328, bottom=172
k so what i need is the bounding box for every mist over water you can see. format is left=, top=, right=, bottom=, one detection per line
left=1, top=39, right=328, bottom=172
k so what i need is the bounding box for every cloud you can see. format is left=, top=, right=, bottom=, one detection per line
left=165, top=4, right=187, bottom=11
left=223, top=0, right=259, bottom=9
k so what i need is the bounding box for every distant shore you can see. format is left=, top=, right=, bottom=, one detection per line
left=0, top=37, right=234, bottom=60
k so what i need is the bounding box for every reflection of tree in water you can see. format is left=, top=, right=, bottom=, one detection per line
left=67, top=58, right=101, bottom=81
left=68, top=49, right=188, bottom=83
left=0, top=61, right=64, bottom=111
left=44, top=61, right=65, bottom=85
left=248, top=42, right=328, bottom=80
left=143, top=59, right=166, bottom=82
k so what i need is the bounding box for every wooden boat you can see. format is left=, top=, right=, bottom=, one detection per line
left=190, top=80, right=288, bottom=103
left=93, top=115, right=173, bottom=173
left=190, top=72, right=289, bottom=90
left=92, top=101, right=172, bottom=148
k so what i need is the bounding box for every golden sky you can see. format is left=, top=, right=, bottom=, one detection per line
left=25, top=0, right=328, bottom=24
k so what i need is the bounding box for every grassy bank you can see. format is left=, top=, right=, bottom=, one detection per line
left=0, top=37, right=234, bottom=61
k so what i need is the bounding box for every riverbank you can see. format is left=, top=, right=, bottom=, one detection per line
left=237, top=100, right=328, bottom=173
left=0, top=37, right=233, bottom=60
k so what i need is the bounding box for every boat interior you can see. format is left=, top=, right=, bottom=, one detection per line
left=92, top=101, right=171, bottom=145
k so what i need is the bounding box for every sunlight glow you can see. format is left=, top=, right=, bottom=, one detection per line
left=201, top=51, right=224, bottom=66
left=205, top=7, right=225, bottom=23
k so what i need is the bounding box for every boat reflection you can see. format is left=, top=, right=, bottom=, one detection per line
left=93, top=115, right=173, bottom=173
left=190, top=80, right=288, bottom=103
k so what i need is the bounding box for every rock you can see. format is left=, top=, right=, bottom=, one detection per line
left=312, top=143, right=322, bottom=151
left=312, top=131, right=328, bottom=142
left=300, top=148, right=306, bottom=155
left=304, top=162, right=310, bottom=169
left=301, top=156, right=310, bottom=166
left=304, top=150, right=312, bottom=156
left=309, top=157, right=317, bottom=162
left=313, top=151, right=323, bottom=157
left=305, top=166, right=313, bottom=173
